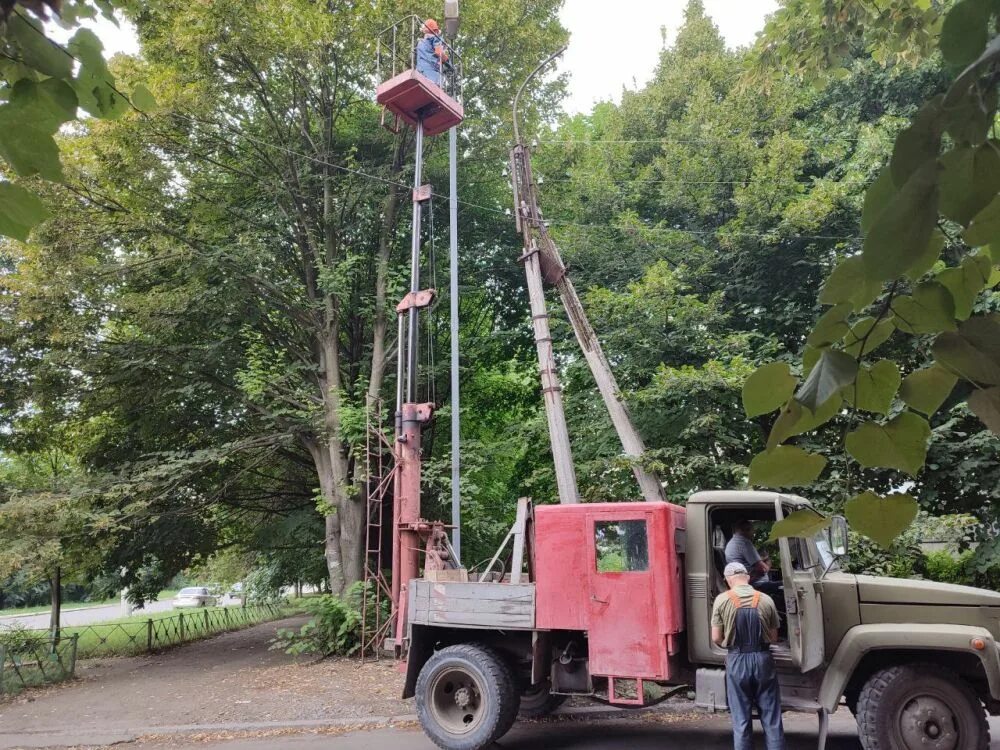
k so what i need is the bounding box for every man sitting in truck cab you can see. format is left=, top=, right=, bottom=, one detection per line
left=725, top=520, right=781, bottom=599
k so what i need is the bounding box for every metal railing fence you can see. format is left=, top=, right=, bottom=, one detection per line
left=5, top=604, right=286, bottom=664
left=0, top=634, right=77, bottom=695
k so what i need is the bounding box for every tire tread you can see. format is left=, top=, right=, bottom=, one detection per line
left=855, top=662, right=989, bottom=750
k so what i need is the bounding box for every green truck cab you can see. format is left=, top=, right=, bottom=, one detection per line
left=688, top=490, right=1000, bottom=750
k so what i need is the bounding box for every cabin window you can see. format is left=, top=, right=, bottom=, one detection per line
left=595, top=519, right=649, bottom=572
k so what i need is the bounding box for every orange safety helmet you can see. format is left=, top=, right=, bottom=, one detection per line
left=422, top=18, right=440, bottom=34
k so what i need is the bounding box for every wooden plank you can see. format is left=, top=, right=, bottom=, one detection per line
left=422, top=598, right=532, bottom=615
left=419, top=581, right=534, bottom=601
left=424, top=568, right=469, bottom=582
left=426, top=611, right=534, bottom=628
left=510, top=498, right=527, bottom=585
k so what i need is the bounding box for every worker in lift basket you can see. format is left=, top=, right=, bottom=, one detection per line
left=415, top=18, right=450, bottom=86
left=712, top=562, right=785, bottom=750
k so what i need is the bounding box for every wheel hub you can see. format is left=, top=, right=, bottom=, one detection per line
left=454, top=686, right=472, bottom=709
left=900, top=696, right=958, bottom=750
left=428, top=667, right=485, bottom=735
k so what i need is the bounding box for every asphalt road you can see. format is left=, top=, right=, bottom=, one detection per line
left=0, top=599, right=241, bottom=630
left=90, top=713, right=1000, bottom=750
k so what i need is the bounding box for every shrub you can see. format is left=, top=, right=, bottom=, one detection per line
left=923, top=549, right=974, bottom=585
left=271, top=582, right=371, bottom=657
left=844, top=530, right=926, bottom=578
left=0, top=623, right=48, bottom=652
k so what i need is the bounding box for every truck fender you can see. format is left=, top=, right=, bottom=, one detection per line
left=819, top=623, right=1000, bottom=713
left=403, top=624, right=436, bottom=699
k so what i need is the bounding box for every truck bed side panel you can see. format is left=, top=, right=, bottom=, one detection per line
left=408, top=580, right=535, bottom=630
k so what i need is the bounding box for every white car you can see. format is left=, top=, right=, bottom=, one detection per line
left=173, top=586, right=218, bottom=608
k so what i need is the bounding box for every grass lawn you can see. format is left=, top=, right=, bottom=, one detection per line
left=63, top=601, right=301, bottom=658
left=0, top=589, right=181, bottom=619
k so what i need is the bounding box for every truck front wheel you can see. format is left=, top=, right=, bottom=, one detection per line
left=415, top=643, right=519, bottom=750
left=855, top=663, right=989, bottom=750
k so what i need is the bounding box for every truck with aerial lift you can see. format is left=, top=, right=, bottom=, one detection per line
left=371, top=8, right=1000, bottom=750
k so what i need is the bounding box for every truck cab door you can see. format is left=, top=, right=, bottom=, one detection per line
left=775, top=500, right=824, bottom=672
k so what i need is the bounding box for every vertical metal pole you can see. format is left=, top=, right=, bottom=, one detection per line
left=407, top=119, right=424, bottom=403
left=448, top=124, right=461, bottom=563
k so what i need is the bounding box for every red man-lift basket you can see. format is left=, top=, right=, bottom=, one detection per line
left=376, top=69, right=464, bottom=137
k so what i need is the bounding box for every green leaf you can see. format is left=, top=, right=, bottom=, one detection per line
left=946, top=38, right=1000, bottom=111
left=861, top=166, right=896, bottom=234
left=900, top=365, right=958, bottom=416
left=8, top=78, right=78, bottom=131
left=864, top=160, right=941, bottom=281
left=0, top=182, right=51, bottom=241
left=795, top=349, right=858, bottom=412
left=939, top=143, right=1000, bottom=226
left=845, top=492, right=919, bottom=549
left=843, top=360, right=901, bottom=414
left=940, top=0, right=989, bottom=69
left=68, top=28, right=110, bottom=79
left=768, top=508, right=831, bottom=542
left=131, top=84, right=157, bottom=112
left=890, top=97, right=943, bottom=188
left=749, top=446, right=827, bottom=488
left=891, top=281, right=957, bottom=334
left=743, top=362, right=797, bottom=418
left=937, top=253, right=992, bottom=320
left=7, top=14, right=74, bottom=80
left=807, top=303, right=853, bottom=346
left=843, top=316, right=895, bottom=357
left=965, top=195, right=1000, bottom=247
left=819, top=256, right=882, bottom=311
left=905, top=229, right=945, bottom=281
left=767, top=393, right=844, bottom=450
left=968, top=386, right=1000, bottom=434
left=933, top=313, right=1000, bottom=385
left=793, top=394, right=843, bottom=434
left=944, top=84, right=998, bottom=145
left=845, top=412, right=931, bottom=476
left=73, top=72, right=130, bottom=120
left=0, top=107, right=63, bottom=180
left=802, top=346, right=822, bottom=377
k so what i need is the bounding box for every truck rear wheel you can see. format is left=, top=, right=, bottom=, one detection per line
left=415, top=643, right=519, bottom=750
left=518, top=680, right=567, bottom=718
left=855, top=663, right=989, bottom=750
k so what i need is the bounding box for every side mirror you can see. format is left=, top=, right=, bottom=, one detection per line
left=829, top=515, right=848, bottom=557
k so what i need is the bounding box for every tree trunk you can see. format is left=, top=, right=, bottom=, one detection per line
left=49, top=567, right=61, bottom=643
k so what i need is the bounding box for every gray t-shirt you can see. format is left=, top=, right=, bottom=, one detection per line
left=725, top=533, right=762, bottom=580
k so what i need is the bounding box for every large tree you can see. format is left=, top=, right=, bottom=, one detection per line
left=1, top=0, right=567, bottom=595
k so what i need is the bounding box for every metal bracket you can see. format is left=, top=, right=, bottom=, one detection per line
left=401, top=402, right=435, bottom=423
left=396, top=289, right=437, bottom=313
left=607, top=677, right=645, bottom=706
left=413, top=184, right=432, bottom=202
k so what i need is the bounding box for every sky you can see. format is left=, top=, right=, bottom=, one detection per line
left=558, top=0, right=780, bottom=113
left=60, top=2, right=779, bottom=116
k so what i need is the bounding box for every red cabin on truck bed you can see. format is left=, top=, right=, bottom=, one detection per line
left=534, top=502, right=687, bottom=681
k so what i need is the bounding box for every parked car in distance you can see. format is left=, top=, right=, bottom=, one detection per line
left=173, top=586, right=218, bottom=608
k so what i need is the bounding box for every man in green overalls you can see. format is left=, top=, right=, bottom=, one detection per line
left=711, top=561, right=785, bottom=750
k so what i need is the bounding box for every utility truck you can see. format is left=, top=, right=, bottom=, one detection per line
left=404, top=493, right=1000, bottom=750
left=371, top=18, right=1000, bottom=750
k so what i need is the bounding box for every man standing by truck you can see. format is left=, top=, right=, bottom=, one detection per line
left=712, top=562, right=785, bottom=750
